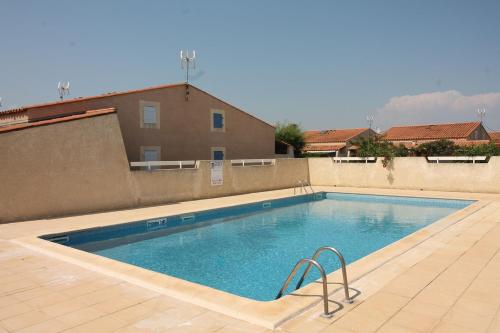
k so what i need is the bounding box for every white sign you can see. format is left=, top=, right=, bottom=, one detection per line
left=210, top=161, right=223, bottom=186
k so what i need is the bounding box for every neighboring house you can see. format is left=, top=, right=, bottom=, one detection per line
left=275, top=140, right=294, bottom=158
left=382, top=122, right=491, bottom=148
left=303, top=128, right=376, bottom=157
left=489, top=132, right=500, bottom=148
left=0, top=83, right=275, bottom=161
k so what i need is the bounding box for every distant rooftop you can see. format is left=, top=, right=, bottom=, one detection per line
left=303, top=144, right=346, bottom=152
left=383, top=122, right=484, bottom=141
left=304, top=128, right=370, bottom=143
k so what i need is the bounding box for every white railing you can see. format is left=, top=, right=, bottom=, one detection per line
left=130, top=160, right=199, bottom=171
left=332, top=157, right=377, bottom=163
left=231, top=159, right=276, bottom=167
left=427, top=156, right=488, bottom=164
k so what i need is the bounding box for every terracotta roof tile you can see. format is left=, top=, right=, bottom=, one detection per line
left=304, top=128, right=370, bottom=143
left=303, top=144, right=346, bottom=152
left=383, top=122, right=482, bottom=141
left=0, top=108, right=116, bottom=134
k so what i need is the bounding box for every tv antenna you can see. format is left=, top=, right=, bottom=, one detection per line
left=180, top=50, right=196, bottom=84
left=57, top=81, right=70, bottom=101
left=366, top=115, right=375, bottom=138
left=366, top=115, right=375, bottom=128
left=477, top=107, right=486, bottom=123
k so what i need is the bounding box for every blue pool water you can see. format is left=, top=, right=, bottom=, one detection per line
left=43, top=193, right=472, bottom=301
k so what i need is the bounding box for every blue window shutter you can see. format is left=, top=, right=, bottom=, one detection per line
left=213, top=150, right=224, bottom=160
left=213, top=113, right=224, bottom=129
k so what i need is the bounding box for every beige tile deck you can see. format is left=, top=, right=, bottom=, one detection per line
left=0, top=187, right=499, bottom=332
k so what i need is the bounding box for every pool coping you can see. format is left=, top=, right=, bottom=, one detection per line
left=11, top=187, right=492, bottom=329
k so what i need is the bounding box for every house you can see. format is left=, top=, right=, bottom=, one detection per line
left=275, top=140, right=294, bottom=158
left=382, top=122, right=491, bottom=148
left=303, top=128, right=376, bottom=157
left=0, top=83, right=275, bottom=161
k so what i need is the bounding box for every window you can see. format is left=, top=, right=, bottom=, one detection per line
left=213, top=113, right=223, bottom=129
left=141, top=146, right=161, bottom=161
left=144, top=149, right=159, bottom=161
left=211, top=147, right=225, bottom=160
left=213, top=150, right=224, bottom=160
left=143, top=106, right=157, bottom=125
left=210, top=109, right=225, bottom=132
left=140, top=101, right=160, bottom=129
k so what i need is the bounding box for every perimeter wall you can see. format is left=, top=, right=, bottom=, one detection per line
left=308, top=157, right=500, bottom=193
left=0, top=113, right=308, bottom=223
left=1, top=112, right=499, bottom=224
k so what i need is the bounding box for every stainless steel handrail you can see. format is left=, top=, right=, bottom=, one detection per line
left=303, top=180, right=314, bottom=194
left=294, top=180, right=312, bottom=195
left=296, top=246, right=352, bottom=303
left=293, top=180, right=306, bottom=195
left=275, top=258, right=332, bottom=318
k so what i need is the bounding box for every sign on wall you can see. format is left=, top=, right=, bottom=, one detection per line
left=210, top=161, right=223, bottom=186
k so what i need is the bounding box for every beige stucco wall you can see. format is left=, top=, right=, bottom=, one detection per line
left=131, top=158, right=309, bottom=207
left=20, top=85, right=275, bottom=161
left=0, top=113, right=137, bottom=223
left=308, top=157, right=500, bottom=193
left=0, top=111, right=305, bottom=222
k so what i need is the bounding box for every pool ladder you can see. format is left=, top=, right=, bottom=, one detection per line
left=293, top=180, right=315, bottom=195
left=275, top=246, right=352, bottom=318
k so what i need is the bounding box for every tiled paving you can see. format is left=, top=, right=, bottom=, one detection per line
left=1, top=187, right=499, bottom=332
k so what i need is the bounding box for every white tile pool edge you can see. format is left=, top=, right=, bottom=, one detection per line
left=11, top=192, right=490, bottom=329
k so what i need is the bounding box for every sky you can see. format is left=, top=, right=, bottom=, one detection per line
left=1, top=0, right=499, bottom=131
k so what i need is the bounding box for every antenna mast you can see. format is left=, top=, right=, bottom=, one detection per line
left=366, top=115, right=374, bottom=139
left=477, top=107, right=486, bottom=123
left=180, top=50, right=196, bottom=84
left=57, top=81, right=70, bottom=101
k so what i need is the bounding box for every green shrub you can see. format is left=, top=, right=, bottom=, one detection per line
left=454, top=142, right=499, bottom=156
left=275, top=122, right=305, bottom=157
left=414, top=139, right=457, bottom=156
left=414, top=139, right=499, bottom=156
left=352, top=137, right=411, bottom=167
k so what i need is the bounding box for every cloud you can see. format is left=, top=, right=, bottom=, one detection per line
left=376, top=90, right=500, bottom=130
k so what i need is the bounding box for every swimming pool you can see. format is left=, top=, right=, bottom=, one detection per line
left=42, top=193, right=473, bottom=301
